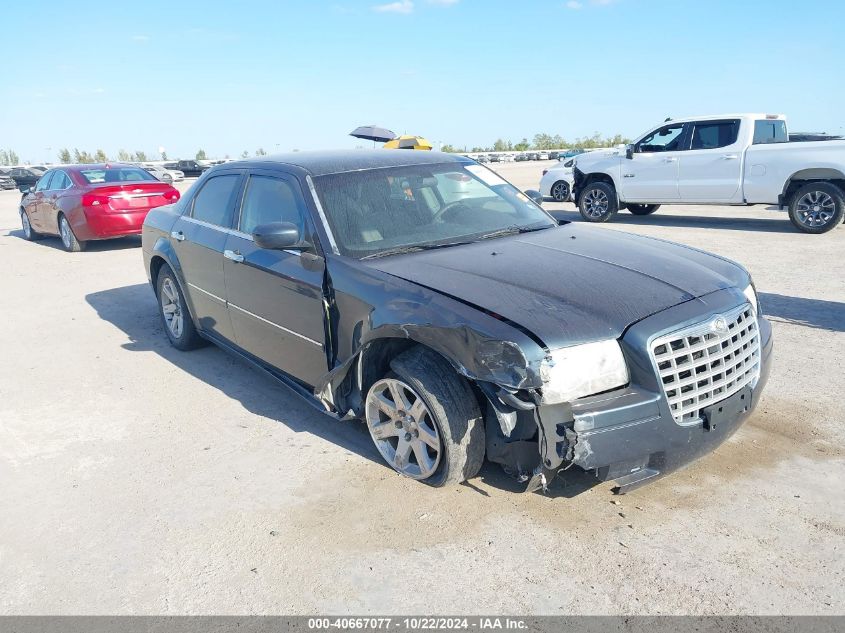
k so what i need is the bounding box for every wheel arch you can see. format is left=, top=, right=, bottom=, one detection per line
left=781, top=168, right=845, bottom=203
left=574, top=170, right=618, bottom=204
left=148, top=243, right=201, bottom=329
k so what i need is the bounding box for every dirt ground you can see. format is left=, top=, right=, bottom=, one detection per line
left=0, top=161, right=843, bottom=615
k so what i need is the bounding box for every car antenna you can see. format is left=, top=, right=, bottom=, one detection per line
left=664, top=117, right=672, bottom=122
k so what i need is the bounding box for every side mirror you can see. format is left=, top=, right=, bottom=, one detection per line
left=524, top=189, right=544, bottom=206
left=253, top=221, right=310, bottom=251
left=20, top=185, right=34, bottom=194
left=625, top=145, right=634, bottom=160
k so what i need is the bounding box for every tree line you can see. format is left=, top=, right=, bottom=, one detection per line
left=441, top=132, right=632, bottom=153
left=0, top=149, right=20, bottom=165
left=52, top=147, right=270, bottom=164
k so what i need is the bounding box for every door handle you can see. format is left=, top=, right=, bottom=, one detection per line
left=722, top=154, right=739, bottom=160
left=170, top=230, right=185, bottom=242
left=662, top=157, right=678, bottom=163
left=224, top=249, right=244, bottom=263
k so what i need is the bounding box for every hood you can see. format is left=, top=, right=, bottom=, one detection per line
left=363, top=224, right=747, bottom=348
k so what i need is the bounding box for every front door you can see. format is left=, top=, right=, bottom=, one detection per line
left=172, top=171, right=244, bottom=343
left=620, top=122, right=686, bottom=202
left=678, top=119, right=743, bottom=202
left=28, top=171, right=53, bottom=232
left=223, top=171, right=328, bottom=386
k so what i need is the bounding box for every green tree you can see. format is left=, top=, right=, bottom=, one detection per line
left=8, top=150, right=19, bottom=165
left=117, top=149, right=131, bottom=161
left=241, top=150, right=249, bottom=158
left=160, top=150, right=167, bottom=161
left=94, top=149, right=108, bottom=162
left=440, top=144, right=457, bottom=153
left=492, top=138, right=512, bottom=152
left=0, top=150, right=8, bottom=165
left=134, top=150, right=148, bottom=162
left=255, top=147, right=267, bottom=156
left=195, top=148, right=207, bottom=161
left=58, top=148, right=72, bottom=164
left=514, top=138, right=530, bottom=152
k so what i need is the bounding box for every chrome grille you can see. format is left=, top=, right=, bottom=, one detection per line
left=651, top=304, right=760, bottom=424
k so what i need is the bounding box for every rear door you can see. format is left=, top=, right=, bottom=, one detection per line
left=619, top=122, right=687, bottom=201
left=171, top=170, right=244, bottom=343
left=223, top=170, right=328, bottom=385
left=678, top=118, right=743, bottom=201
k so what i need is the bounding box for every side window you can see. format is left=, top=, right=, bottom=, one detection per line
left=637, top=123, right=686, bottom=153
left=190, top=174, right=241, bottom=228
left=753, top=119, right=788, bottom=144
left=239, top=175, right=307, bottom=235
left=690, top=120, right=740, bottom=150
left=35, top=172, right=54, bottom=191
left=50, top=171, right=71, bottom=190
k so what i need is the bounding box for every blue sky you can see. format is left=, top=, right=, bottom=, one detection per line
left=3, top=0, right=844, bottom=163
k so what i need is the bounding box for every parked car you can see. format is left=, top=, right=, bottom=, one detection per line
left=142, top=163, right=185, bottom=184
left=3, top=166, right=41, bottom=190
left=539, top=158, right=575, bottom=201
left=537, top=151, right=550, bottom=160
left=476, top=155, right=489, bottom=163
left=163, top=160, right=209, bottom=177
left=19, top=164, right=180, bottom=252
left=142, top=150, right=771, bottom=493
left=572, top=113, right=845, bottom=233
left=0, top=171, right=17, bottom=190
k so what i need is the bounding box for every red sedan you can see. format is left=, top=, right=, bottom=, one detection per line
left=19, top=164, right=181, bottom=252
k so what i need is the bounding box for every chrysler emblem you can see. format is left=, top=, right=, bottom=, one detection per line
left=711, top=316, right=729, bottom=333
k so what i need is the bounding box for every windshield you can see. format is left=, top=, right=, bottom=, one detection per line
left=313, top=162, right=556, bottom=258
left=79, top=167, right=157, bottom=184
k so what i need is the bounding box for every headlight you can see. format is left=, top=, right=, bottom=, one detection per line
left=742, top=283, right=759, bottom=315
left=540, top=340, right=629, bottom=404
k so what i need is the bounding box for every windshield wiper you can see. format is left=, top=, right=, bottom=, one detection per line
left=475, top=224, right=552, bottom=241
left=361, top=241, right=473, bottom=260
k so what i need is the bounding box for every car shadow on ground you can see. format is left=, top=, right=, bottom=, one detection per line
left=85, top=282, right=602, bottom=498
left=85, top=282, right=383, bottom=468
left=760, top=292, right=845, bottom=333
left=4, top=227, right=142, bottom=252
left=548, top=207, right=797, bottom=234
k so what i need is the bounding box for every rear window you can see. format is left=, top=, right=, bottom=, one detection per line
left=753, top=119, right=788, bottom=144
left=79, top=167, right=157, bottom=184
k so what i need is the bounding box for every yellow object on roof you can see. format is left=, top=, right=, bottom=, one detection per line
left=383, top=135, right=433, bottom=150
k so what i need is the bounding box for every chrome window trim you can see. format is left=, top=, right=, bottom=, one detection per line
left=180, top=215, right=302, bottom=258
left=228, top=302, right=323, bottom=348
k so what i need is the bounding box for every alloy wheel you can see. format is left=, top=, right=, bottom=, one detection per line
left=795, top=191, right=835, bottom=228
left=60, top=218, right=72, bottom=249
left=365, top=378, right=442, bottom=480
left=552, top=182, right=570, bottom=201
left=160, top=278, right=184, bottom=338
left=20, top=211, right=31, bottom=239
left=583, top=188, right=609, bottom=218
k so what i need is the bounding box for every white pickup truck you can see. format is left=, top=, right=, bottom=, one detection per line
left=571, top=114, right=845, bottom=233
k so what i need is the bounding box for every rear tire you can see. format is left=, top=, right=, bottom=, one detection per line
left=550, top=181, right=570, bottom=202
left=20, top=208, right=43, bottom=241
left=627, top=204, right=661, bottom=216
left=156, top=264, right=205, bottom=350
left=59, top=215, right=86, bottom=252
left=578, top=181, right=618, bottom=223
left=365, top=346, right=485, bottom=487
left=788, top=182, right=844, bottom=234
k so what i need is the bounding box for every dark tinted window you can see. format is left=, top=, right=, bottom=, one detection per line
left=691, top=119, right=740, bottom=150
left=753, top=119, right=788, bottom=144
left=35, top=172, right=54, bottom=191
left=637, top=123, right=686, bottom=152
left=191, top=174, right=240, bottom=227
left=239, top=175, right=307, bottom=235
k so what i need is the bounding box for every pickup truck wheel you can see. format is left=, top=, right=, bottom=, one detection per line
left=788, top=183, right=845, bottom=234
left=550, top=181, right=570, bottom=202
left=627, top=204, right=661, bottom=216
left=578, top=182, right=618, bottom=222
left=365, top=346, right=485, bottom=487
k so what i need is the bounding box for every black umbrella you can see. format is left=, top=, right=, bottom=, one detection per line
left=349, top=125, right=397, bottom=143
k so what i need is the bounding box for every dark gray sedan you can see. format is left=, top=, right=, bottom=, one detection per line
left=142, top=150, right=772, bottom=493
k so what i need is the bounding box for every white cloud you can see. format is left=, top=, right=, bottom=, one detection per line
left=566, top=0, right=582, bottom=7
left=427, top=0, right=459, bottom=5
left=373, top=0, right=414, bottom=13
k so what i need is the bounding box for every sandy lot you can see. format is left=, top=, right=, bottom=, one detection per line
left=0, top=162, right=843, bottom=615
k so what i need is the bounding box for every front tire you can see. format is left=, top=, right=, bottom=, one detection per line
left=578, top=181, right=618, bottom=223
left=156, top=265, right=204, bottom=350
left=59, top=215, right=86, bottom=252
left=627, top=204, right=661, bottom=216
left=364, top=346, right=485, bottom=487
left=788, top=182, right=844, bottom=234
left=20, top=209, right=43, bottom=241
left=550, top=180, right=570, bottom=202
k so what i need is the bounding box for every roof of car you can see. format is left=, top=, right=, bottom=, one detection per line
left=222, top=149, right=472, bottom=176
